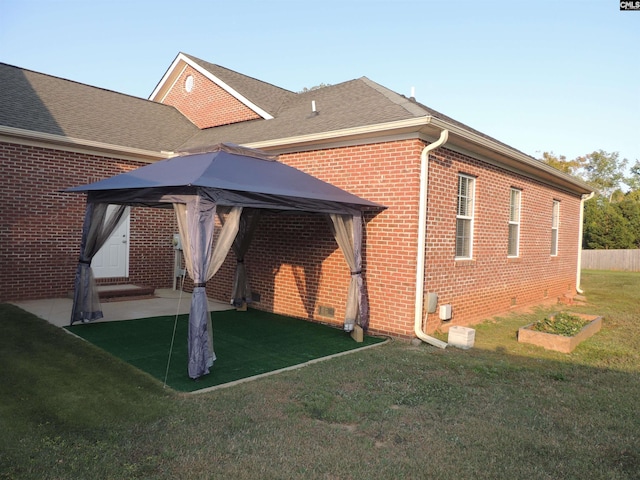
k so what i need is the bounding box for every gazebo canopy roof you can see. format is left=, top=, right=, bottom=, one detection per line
left=66, top=144, right=383, bottom=215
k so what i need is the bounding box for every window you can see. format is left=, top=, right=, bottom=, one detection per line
left=551, top=200, right=560, bottom=256
left=456, top=174, right=475, bottom=259
left=508, top=188, right=521, bottom=257
left=184, top=75, right=194, bottom=92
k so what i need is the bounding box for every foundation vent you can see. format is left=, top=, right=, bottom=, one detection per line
left=318, top=305, right=335, bottom=318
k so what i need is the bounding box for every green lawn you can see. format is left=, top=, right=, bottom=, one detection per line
left=65, top=309, right=385, bottom=392
left=1, top=270, right=639, bottom=479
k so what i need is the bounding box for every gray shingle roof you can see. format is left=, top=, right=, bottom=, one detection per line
left=0, top=56, right=527, bottom=161
left=176, top=76, right=423, bottom=150
left=0, top=62, right=198, bottom=152
left=2, top=58, right=590, bottom=194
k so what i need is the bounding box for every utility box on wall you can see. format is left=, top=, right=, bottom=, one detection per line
left=439, top=304, right=452, bottom=321
left=427, top=293, right=438, bottom=313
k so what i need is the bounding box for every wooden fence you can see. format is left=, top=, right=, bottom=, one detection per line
left=582, top=249, right=640, bottom=272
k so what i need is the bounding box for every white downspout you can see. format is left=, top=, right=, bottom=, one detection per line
left=414, top=130, right=449, bottom=349
left=576, top=191, right=595, bottom=294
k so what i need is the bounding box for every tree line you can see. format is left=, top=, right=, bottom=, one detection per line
left=541, top=151, right=640, bottom=250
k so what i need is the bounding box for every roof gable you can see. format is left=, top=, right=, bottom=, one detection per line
left=158, top=63, right=263, bottom=129
left=183, top=54, right=296, bottom=115
left=149, top=53, right=296, bottom=126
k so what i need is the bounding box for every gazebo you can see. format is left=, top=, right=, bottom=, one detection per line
left=65, top=144, right=383, bottom=379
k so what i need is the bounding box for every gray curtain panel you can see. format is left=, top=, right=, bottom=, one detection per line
left=230, top=208, right=262, bottom=307
left=329, top=212, right=369, bottom=331
left=71, top=203, right=127, bottom=324
left=174, top=199, right=241, bottom=379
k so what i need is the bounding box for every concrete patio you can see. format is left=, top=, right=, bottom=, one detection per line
left=10, top=287, right=233, bottom=328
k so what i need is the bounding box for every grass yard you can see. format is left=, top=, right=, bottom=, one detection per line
left=65, top=309, right=385, bottom=392
left=1, top=269, right=639, bottom=479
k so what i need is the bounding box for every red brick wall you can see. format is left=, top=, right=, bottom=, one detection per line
left=1, top=138, right=582, bottom=339
left=208, top=139, right=582, bottom=337
left=160, top=65, right=261, bottom=129
left=422, top=147, right=581, bottom=333
left=223, top=140, right=426, bottom=337
left=0, top=142, right=176, bottom=301
left=205, top=141, right=420, bottom=332
left=209, top=213, right=346, bottom=326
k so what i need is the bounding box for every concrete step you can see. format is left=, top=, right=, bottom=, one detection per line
left=67, top=285, right=156, bottom=302
left=98, top=285, right=155, bottom=302
left=558, top=293, right=588, bottom=306
left=574, top=294, right=588, bottom=304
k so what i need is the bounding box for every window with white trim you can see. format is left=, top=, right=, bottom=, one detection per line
left=551, top=200, right=560, bottom=256
left=456, top=174, right=475, bottom=259
left=508, top=188, right=521, bottom=257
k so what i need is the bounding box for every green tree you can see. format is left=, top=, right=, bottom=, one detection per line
left=577, top=150, right=628, bottom=200
left=542, top=150, right=631, bottom=197
left=299, top=83, right=331, bottom=93
left=540, top=151, right=584, bottom=175
left=583, top=197, right=635, bottom=249
left=616, top=195, right=640, bottom=248
left=542, top=150, right=638, bottom=249
left=625, top=159, right=640, bottom=192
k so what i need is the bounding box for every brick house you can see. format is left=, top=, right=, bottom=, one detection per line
left=0, top=52, right=593, bottom=339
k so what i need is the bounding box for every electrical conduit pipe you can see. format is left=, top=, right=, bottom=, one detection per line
left=414, top=130, right=449, bottom=349
left=576, top=191, right=595, bottom=294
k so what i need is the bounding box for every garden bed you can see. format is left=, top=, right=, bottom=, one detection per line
left=517, top=312, right=602, bottom=353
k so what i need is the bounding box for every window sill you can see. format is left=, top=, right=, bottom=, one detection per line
left=455, top=258, right=476, bottom=267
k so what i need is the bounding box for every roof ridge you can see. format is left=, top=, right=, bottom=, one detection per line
left=180, top=53, right=296, bottom=118
left=181, top=53, right=295, bottom=95
left=0, top=61, right=157, bottom=104
left=358, top=74, right=536, bottom=160
left=409, top=94, right=535, bottom=159
left=295, top=77, right=360, bottom=95
left=357, top=76, right=428, bottom=117
left=277, top=77, right=362, bottom=113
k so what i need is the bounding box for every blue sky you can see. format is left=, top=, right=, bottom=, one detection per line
left=1, top=0, right=638, bottom=164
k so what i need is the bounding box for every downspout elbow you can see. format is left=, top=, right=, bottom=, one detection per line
left=576, top=191, right=595, bottom=294
left=415, top=130, right=449, bottom=349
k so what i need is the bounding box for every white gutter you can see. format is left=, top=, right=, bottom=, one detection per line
left=576, top=191, right=596, bottom=294
left=414, top=129, right=449, bottom=349
left=0, top=125, right=171, bottom=162
left=244, top=117, right=432, bottom=150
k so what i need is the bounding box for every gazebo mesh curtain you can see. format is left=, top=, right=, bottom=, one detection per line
left=174, top=198, right=242, bottom=379
left=71, top=202, right=128, bottom=324
left=230, top=208, right=261, bottom=307
left=329, top=211, right=369, bottom=331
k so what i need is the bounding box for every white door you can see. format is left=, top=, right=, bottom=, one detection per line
left=92, top=207, right=130, bottom=278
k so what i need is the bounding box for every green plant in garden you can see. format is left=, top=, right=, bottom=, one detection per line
left=530, top=311, right=590, bottom=337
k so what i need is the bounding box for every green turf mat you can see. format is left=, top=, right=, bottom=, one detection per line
left=66, top=309, right=385, bottom=392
